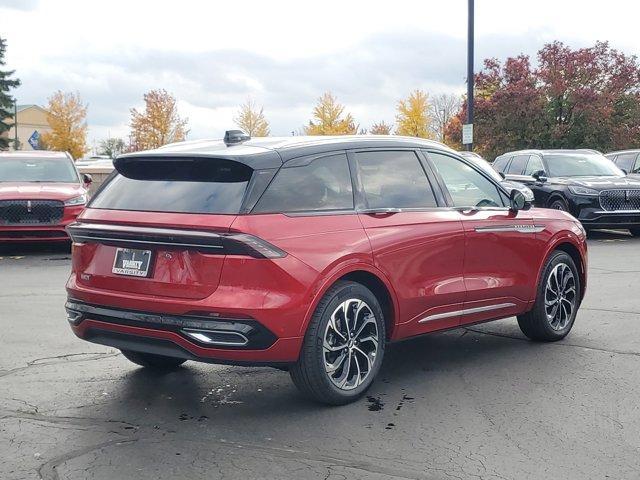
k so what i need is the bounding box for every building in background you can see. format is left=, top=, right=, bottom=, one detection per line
left=2, top=104, right=52, bottom=150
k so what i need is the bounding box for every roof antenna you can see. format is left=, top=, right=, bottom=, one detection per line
left=224, top=130, right=251, bottom=146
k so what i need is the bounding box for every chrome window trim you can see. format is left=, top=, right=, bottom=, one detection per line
left=418, top=303, right=516, bottom=323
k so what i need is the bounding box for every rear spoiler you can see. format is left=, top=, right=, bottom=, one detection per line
left=114, top=151, right=282, bottom=180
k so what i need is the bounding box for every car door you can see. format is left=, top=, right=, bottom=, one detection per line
left=633, top=155, right=640, bottom=175
left=614, top=152, right=639, bottom=174
left=504, top=154, right=532, bottom=183
left=427, top=151, right=546, bottom=325
left=351, top=149, right=466, bottom=338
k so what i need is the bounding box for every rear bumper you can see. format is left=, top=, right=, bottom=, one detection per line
left=0, top=205, right=84, bottom=242
left=66, top=300, right=302, bottom=365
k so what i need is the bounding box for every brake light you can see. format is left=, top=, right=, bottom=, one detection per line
left=222, top=233, right=287, bottom=259
left=66, top=222, right=286, bottom=258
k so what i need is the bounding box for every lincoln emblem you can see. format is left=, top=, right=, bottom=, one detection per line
left=26, top=200, right=32, bottom=213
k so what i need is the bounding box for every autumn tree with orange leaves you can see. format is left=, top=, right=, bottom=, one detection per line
left=129, top=89, right=188, bottom=151
left=40, top=91, right=88, bottom=159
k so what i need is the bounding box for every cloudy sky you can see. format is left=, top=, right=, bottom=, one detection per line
left=2, top=0, right=640, bottom=150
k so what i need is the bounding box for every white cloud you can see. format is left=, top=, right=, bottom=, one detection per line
left=2, top=0, right=639, bottom=148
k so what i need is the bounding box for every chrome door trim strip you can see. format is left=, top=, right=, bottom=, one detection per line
left=418, top=302, right=516, bottom=323
left=474, top=224, right=545, bottom=234
left=592, top=210, right=640, bottom=214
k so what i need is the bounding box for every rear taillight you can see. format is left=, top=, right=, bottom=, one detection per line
left=66, top=222, right=286, bottom=259
left=222, top=233, right=286, bottom=259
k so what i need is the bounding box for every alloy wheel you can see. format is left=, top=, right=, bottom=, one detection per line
left=544, top=263, right=577, bottom=330
left=323, top=298, right=379, bottom=390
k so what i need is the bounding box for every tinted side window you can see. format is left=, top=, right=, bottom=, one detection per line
left=615, top=153, right=638, bottom=173
left=493, top=156, right=510, bottom=173
left=507, top=155, right=530, bottom=174
left=633, top=157, right=640, bottom=174
left=430, top=152, right=505, bottom=208
left=354, top=150, right=436, bottom=209
left=524, top=155, right=545, bottom=175
left=253, top=154, right=353, bottom=213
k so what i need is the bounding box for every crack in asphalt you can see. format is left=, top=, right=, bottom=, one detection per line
left=4, top=409, right=442, bottom=480
left=0, top=411, right=140, bottom=431
left=464, top=327, right=640, bottom=358
left=37, top=438, right=139, bottom=480
left=181, top=437, right=439, bottom=480
left=0, top=352, right=120, bottom=379
left=581, top=306, right=640, bottom=316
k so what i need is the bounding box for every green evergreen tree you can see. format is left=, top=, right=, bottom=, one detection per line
left=0, top=37, right=21, bottom=150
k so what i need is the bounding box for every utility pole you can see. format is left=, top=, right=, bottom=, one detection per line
left=465, top=0, right=474, bottom=152
left=13, top=99, right=19, bottom=150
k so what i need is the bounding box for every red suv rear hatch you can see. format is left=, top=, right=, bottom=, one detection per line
left=67, top=152, right=282, bottom=300
left=70, top=210, right=236, bottom=300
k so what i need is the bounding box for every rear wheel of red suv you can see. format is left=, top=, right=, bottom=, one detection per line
left=517, top=251, right=580, bottom=341
left=290, top=281, right=385, bottom=405
left=120, top=350, right=187, bottom=370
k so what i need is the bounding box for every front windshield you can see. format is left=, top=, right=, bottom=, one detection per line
left=0, top=157, right=80, bottom=182
left=545, top=154, right=624, bottom=177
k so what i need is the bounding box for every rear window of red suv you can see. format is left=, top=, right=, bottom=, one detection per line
left=90, top=158, right=253, bottom=214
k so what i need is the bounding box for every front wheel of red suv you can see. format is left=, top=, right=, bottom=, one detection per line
left=290, top=281, right=386, bottom=405
left=517, top=251, right=580, bottom=342
left=120, top=350, right=187, bottom=370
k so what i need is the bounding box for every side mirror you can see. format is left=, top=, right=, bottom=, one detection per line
left=509, top=189, right=528, bottom=212
left=82, top=173, right=93, bottom=185
left=532, top=170, right=547, bottom=182
left=499, top=171, right=506, bottom=180
left=621, top=168, right=629, bottom=175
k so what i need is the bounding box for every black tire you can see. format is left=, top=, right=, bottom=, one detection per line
left=120, top=350, right=187, bottom=370
left=629, top=227, right=640, bottom=237
left=517, top=251, right=580, bottom=342
left=548, top=197, right=570, bottom=212
left=290, top=281, right=386, bottom=405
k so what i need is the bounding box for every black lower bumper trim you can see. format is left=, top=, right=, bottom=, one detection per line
left=66, top=300, right=278, bottom=350
left=85, top=329, right=288, bottom=367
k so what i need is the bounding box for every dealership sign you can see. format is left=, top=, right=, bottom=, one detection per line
left=462, top=124, right=473, bottom=145
left=28, top=130, right=40, bottom=149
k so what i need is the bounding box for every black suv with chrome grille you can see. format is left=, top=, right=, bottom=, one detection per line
left=493, top=149, right=640, bottom=235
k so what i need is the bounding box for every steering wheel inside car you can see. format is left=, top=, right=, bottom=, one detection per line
left=476, top=198, right=499, bottom=208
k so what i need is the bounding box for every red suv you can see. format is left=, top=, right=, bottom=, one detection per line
left=65, top=134, right=587, bottom=404
left=0, top=151, right=91, bottom=242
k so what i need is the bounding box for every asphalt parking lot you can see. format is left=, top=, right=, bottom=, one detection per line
left=1, top=231, right=639, bottom=480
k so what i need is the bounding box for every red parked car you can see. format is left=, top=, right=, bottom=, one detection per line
left=65, top=133, right=587, bottom=404
left=0, top=151, right=91, bottom=242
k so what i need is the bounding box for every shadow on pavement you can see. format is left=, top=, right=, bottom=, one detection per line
left=110, top=326, right=538, bottom=423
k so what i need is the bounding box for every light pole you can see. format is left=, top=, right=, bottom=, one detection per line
left=13, top=99, right=19, bottom=150
left=466, top=0, right=474, bottom=151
